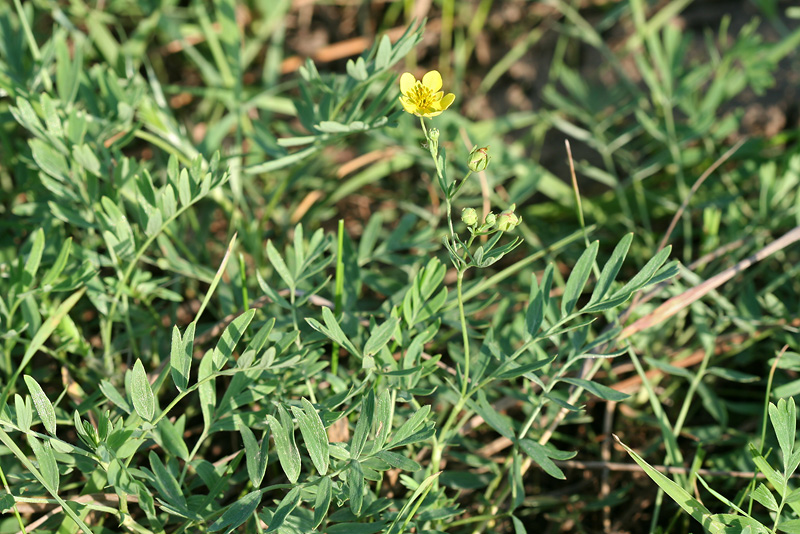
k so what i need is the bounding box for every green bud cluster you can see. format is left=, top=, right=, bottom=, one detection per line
left=467, top=146, right=491, bottom=172
left=496, top=204, right=522, bottom=232
left=461, top=207, right=478, bottom=226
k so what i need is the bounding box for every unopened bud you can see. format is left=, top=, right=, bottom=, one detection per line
left=461, top=207, right=478, bottom=226
left=428, top=128, right=440, bottom=153
left=496, top=204, right=521, bottom=232
left=484, top=212, right=496, bottom=227
left=468, top=146, right=491, bottom=172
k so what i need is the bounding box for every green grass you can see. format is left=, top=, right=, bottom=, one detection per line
left=1, top=1, right=800, bottom=533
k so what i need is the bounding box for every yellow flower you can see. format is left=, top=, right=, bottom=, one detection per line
left=398, top=70, right=456, bottom=118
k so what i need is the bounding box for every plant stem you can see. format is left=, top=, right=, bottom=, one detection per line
left=444, top=196, right=457, bottom=250
left=457, top=269, right=470, bottom=397
left=418, top=116, right=457, bottom=247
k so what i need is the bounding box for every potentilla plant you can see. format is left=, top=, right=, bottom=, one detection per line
left=398, top=69, right=524, bottom=473
left=389, top=68, right=680, bottom=531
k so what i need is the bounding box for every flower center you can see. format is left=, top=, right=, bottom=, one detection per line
left=410, top=83, right=434, bottom=108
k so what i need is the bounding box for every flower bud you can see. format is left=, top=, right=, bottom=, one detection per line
left=468, top=146, right=491, bottom=172
left=496, top=204, right=521, bottom=232
left=461, top=207, right=478, bottom=226
left=428, top=128, right=440, bottom=153
left=484, top=212, right=496, bottom=227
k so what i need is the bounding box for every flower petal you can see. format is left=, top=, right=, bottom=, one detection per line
left=399, top=96, right=420, bottom=116
left=422, top=70, right=442, bottom=92
left=440, top=93, right=455, bottom=111
left=399, top=72, right=416, bottom=95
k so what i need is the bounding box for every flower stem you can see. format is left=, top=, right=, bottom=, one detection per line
left=457, top=269, right=470, bottom=397
left=444, top=197, right=457, bottom=249
left=429, top=267, right=472, bottom=478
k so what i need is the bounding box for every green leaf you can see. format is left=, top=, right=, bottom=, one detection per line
left=473, top=390, right=515, bottom=440
left=149, top=451, right=186, bottom=508
left=266, top=407, right=301, bottom=483
left=137, top=170, right=158, bottom=207
left=750, top=444, right=787, bottom=497
left=100, top=379, right=131, bottom=413
left=266, top=486, right=301, bottom=533
left=12, top=97, right=42, bottom=132
left=387, top=405, right=430, bottom=447
left=561, top=377, right=629, bottom=401
left=131, top=359, right=155, bottom=421
left=178, top=168, right=192, bottom=206
left=56, top=33, right=82, bottom=105
left=525, top=270, right=545, bottom=338
left=0, top=492, right=14, bottom=513
left=494, top=354, right=557, bottom=380
left=388, top=423, right=435, bottom=449
left=386, top=471, right=441, bottom=534
left=313, top=476, right=332, bottom=528
left=374, top=34, right=392, bottom=68
left=23, top=375, right=56, bottom=436
left=376, top=450, right=421, bottom=471
left=787, top=488, right=800, bottom=504
left=588, top=233, right=632, bottom=306
left=247, top=145, right=320, bottom=174
left=198, top=350, right=216, bottom=432
left=256, top=271, right=292, bottom=310
left=266, top=240, right=295, bottom=289
left=23, top=228, right=45, bottom=287
left=327, top=523, right=387, bottom=534
left=306, top=307, right=361, bottom=358
left=562, top=240, right=598, bottom=316
left=30, top=139, right=69, bottom=181
left=348, top=460, right=365, bottom=515
left=752, top=483, right=778, bottom=512
left=158, top=417, right=189, bottom=461
left=705, top=367, right=759, bottom=383
left=40, top=237, right=72, bottom=287
left=236, top=417, right=266, bottom=488
left=209, top=489, right=262, bottom=532
left=15, top=394, right=32, bottom=432
left=510, top=450, right=524, bottom=511
left=769, top=398, right=796, bottom=464
left=142, top=202, right=163, bottom=238
left=519, top=439, right=565, bottom=479
left=170, top=322, right=196, bottom=391
left=511, top=515, right=527, bottom=534
left=73, top=144, right=101, bottom=175
left=291, top=398, right=329, bottom=475
left=213, top=309, right=255, bottom=370
left=611, top=246, right=672, bottom=298
left=28, top=436, right=59, bottom=492
left=363, top=317, right=400, bottom=357
left=374, top=389, right=393, bottom=451
left=161, top=184, right=178, bottom=219
left=351, top=390, right=375, bottom=459
left=615, top=435, right=732, bottom=534
left=779, top=519, right=800, bottom=534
